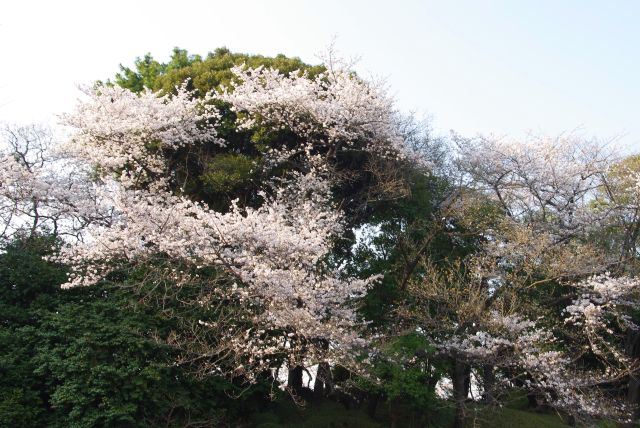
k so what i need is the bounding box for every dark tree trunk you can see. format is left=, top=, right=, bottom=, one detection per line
left=288, top=365, right=303, bottom=395
left=527, top=392, right=539, bottom=409
left=312, top=370, right=324, bottom=400
left=464, top=365, right=471, bottom=398
left=626, top=329, right=640, bottom=419
left=389, top=397, right=400, bottom=428
left=366, top=392, right=380, bottom=418
left=313, top=362, right=333, bottom=400
left=482, top=365, right=496, bottom=404
left=453, top=358, right=468, bottom=428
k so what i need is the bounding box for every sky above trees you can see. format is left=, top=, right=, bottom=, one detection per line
left=0, top=0, right=639, bottom=151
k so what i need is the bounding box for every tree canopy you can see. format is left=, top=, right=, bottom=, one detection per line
left=2, top=47, right=640, bottom=428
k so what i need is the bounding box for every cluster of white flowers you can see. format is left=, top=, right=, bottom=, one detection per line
left=564, top=274, right=639, bottom=368
left=566, top=274, right=639, bottom=325
left=220, top=65, right=419, bottom=162
left=57, top=168, right=376, bottom=374
left=61, top=82, right=222, bottom=180
left=440, top=311, right=629, bottom=419
left=456, top=135, right=613, bottom=236
left=0, top=130, right=110, bottom=241
left=440, top=312, right=548, bottom=362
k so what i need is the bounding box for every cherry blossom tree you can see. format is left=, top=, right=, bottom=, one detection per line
left=400, top=134, right=640, bottom=425
left=589, top=158, right=640, bottom=412
left=454, top=133, right=616, bottom=237
left=0, top=124, right=110, bottom=242
left=55, top=59, right=419, bottom=393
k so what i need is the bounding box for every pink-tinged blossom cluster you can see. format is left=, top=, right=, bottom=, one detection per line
left=441, top=312, right=629, bottom=420
left=0, top=135, right=110, bottom=241
left=440, top=312, right=551, bottom=364
left=57, top=168, right=376, bottom=374
left=566, top=274, right=640, bottom=323
left=33, top=57, right=640, bottom=415
left=61, top=83, right=222, bottom=180
left=220, top=65, right=421, bottom=162
left=565, top=274, right=640, bottom=363
left=456, top=135, right=614, bottom=235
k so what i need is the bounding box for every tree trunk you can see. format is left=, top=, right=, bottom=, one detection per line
left=389, top=397, right=400, bottom=428
left=527, top=392, right=539, bottom=409
left=313, top=362, right=332, bottom=400
left=366, top=392, right=380, bottom=418
left=482, top=365, right=496, bottom=404
left=626, top=329, right=640, bottom=419
left=288, top=365, right=303, bottom=395
left=464, top=365, right=471, bottom=398
left=453, top=358, right=468, bottom=428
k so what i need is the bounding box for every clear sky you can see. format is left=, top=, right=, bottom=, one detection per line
left=1, top=0, right=638, bottom=151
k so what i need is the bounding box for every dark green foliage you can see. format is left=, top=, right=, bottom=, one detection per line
left=0, top=236, right=67, bottom=427
left=343, top=170, right=465, bottom=326
left=31, top=289, right=229, bottom=427
left=114, top=47, right=324, bottom=96
left=108, top=47, right=326, bottom=213
left=374, top=334, right=440, bottom=409
left=0, top=237, right=255, bottom=427
left=202, top=153, right=257, bottom=194
left=0, top=328, right=47, bottom=427
left=0, top=235, right=67, bottom=325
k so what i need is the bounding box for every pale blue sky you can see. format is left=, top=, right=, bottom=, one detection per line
left=1, top=0, right=638, bottom=150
